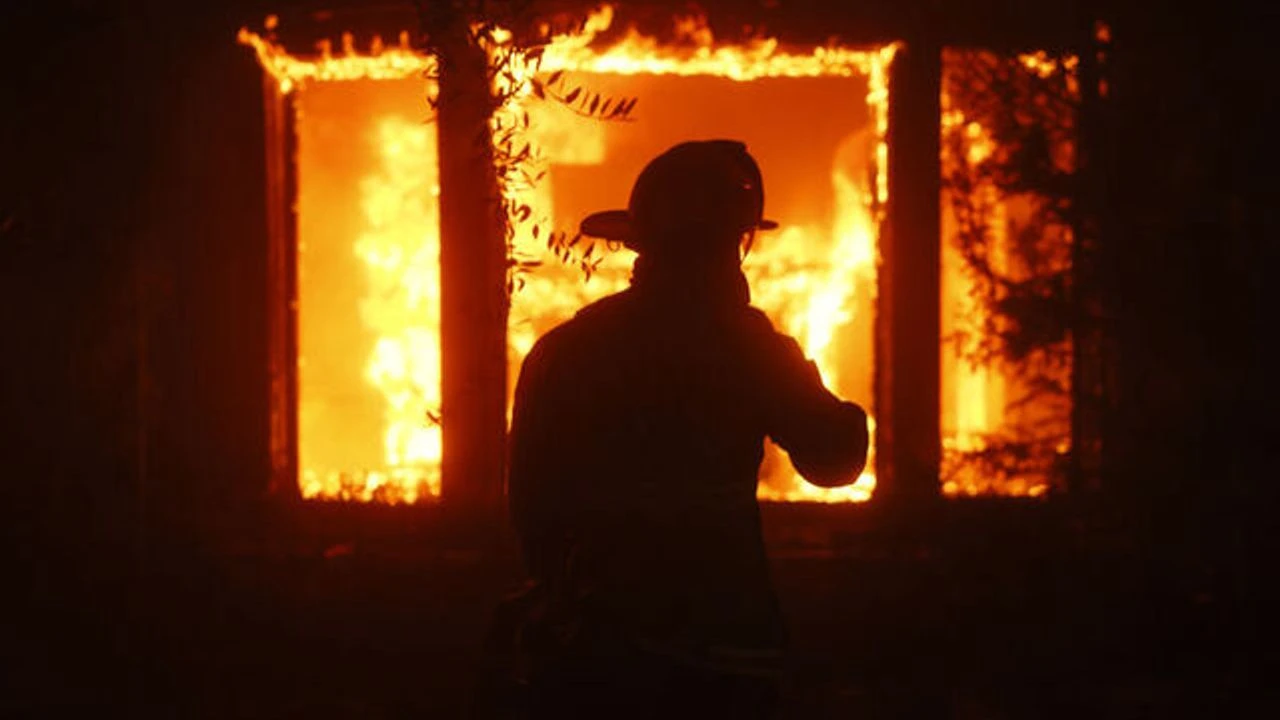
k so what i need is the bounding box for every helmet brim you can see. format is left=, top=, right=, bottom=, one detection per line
left=579, top=209, right=634, bottom=242
left=579, top=209, right=778, bottom=241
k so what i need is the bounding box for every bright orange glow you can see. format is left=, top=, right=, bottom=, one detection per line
left=939, top=51, right=1076, bottom=498
left=238, top=28, right=430, bottom=94
left=1094, top=21, right=1112, bottom=45
left=349, top=118, right=444, bottom=503
left=244, top=7, right=893, bottom=504
left=497, top=6, right=894, bottom=503
left=292, top=77, right=442, bottom=504
left=236, top=9, right=1090, bottom=506
left=240, top=26, right=442, bottom=503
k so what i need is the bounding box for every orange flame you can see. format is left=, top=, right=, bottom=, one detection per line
left=237, top=27, right=431, bottom=94
left=298, top=114, right=443, bottom=504
left=244, top=6, right=896, bottom=504
left=499, top=6, right=895, bottom=503
left=939, top=51, right=1078, bottom=499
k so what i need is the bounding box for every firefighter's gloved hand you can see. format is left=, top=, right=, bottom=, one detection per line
left=756, top=334, right=870, bottom=487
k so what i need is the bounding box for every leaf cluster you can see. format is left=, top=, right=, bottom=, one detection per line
left=416, top=3, right=637, bottom=296
left=941, top=49, right=1084, bottom=490
left=528, top=68, right=639, bottom=121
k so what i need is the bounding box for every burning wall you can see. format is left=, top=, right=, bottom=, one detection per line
left=241, top=5, right=1077, bottom=505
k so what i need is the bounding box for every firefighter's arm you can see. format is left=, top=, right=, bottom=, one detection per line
left=760, top=335, right=870, bottom=488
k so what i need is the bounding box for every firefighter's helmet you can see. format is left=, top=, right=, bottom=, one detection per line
left=580, top=139, right=778, bottom=253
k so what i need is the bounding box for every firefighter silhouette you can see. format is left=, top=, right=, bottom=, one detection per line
left=489, top=140, right=869, bottom=719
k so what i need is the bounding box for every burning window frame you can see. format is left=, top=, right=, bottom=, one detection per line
left=240, top=2, right=1106, bottom=512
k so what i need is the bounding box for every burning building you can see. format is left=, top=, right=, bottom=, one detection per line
left=237, top=1, right=1098, bottom=513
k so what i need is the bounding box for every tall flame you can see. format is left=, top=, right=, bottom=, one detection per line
left=244, top=5, right=896, bottom=504
left=353, top=118, right=444, bottom=503
left=298, top=115, right=443, bottom=504
left=938, top=50, right=1078, bottom=499
left=499, top=6, right=895, bottom=503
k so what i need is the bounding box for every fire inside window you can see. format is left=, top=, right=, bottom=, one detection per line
left=241, top=7, right=1075, bottom=505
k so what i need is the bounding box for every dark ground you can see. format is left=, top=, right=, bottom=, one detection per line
left=8, top=501, right=1259, bottom=718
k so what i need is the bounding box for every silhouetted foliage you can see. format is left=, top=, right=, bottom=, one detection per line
left=940, top=49, right=1081, bottom=491
left=414, top=1, right=637, bottom=297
